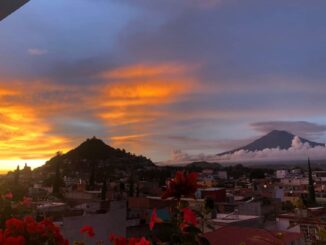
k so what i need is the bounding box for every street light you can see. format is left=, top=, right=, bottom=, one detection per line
left=0, top=0, right=29, bottom=21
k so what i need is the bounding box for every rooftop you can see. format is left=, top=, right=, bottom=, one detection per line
left=212, top=213, right=259, bottom=224
left=204, top=226, right=303, bottom=245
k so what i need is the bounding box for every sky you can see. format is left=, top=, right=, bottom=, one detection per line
left=1, top=0, right=326, bottom=170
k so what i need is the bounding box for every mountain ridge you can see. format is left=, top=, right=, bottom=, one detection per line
left=35, top=137, right=154, bottom=174
left=218, top=130, right=325, bottom=156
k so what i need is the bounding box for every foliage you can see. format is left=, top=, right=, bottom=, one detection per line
left=0, top=217, right=68, bottom=245
left=282, top=201, right=295, bottom=212
left=109, top=171, right=209, bottom=244
left=317, top=226, right=326, bottom=243
left=0, top=170, right=209, bottom=245
left=161, top=171, right=198, bottom=200
left=293, top=197, right=305, bottom=209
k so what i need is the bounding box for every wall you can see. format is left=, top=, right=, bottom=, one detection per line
left=62, top=201, right=126, bottom=244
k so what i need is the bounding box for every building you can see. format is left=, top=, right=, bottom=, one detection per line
left=62, top=201, right=126, bottom=245
left=211, top=213, right=261, bottom=228
left=276, top=170, right=289, bottom=179
left=277, top=207, right=326, bottom=244
left=197, top=188, right=227, bottom=202
left=64, top=190, right=102, bottom=204
left=204, top=226, right=304, bottom=245
left=217, top=171, right=228, bottom=180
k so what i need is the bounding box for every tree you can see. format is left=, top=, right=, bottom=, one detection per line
left=128, top=178, right=134, bottom=197
left=52, top=153, right=63, bottom=197
left=136, top=182, right=140, bottom=197
left=14, top=165, right=20, bottom=185
left=101, top=179, right=107, bottom=201
left=293, top=196, right=305, bottom=209
left=89, top=162, right=96, bottom=190
left=308, top=158, right=316, bottom=205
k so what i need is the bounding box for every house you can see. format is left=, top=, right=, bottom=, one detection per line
left=204, top=226, right=304, bottom=245
left=62, top=201, right=127, bottom=245
left=277, top=207, right=326, bottom=244
left=211, top=213, right=261, bottom=228
left=197, top=188, right=227, bottom=202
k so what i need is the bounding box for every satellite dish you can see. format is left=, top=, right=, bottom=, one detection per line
left=0, top=0, right=29, bottom=21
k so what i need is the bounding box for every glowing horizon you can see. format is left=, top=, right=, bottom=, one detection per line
left=0, top=0, right=326, bottom=169
left=0, top=159, right=47, bottom=173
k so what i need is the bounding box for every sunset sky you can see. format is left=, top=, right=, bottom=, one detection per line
left=1, top=0, right=326, bottom=170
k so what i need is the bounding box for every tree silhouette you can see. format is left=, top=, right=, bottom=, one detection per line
left=14, top=165, right=20, bottom=185
left=136, top=182, right=140, bottom=197
left=52, top=152, right=63, bottom=197
left=101, top=178, right=107, bottom=201
left=308, top=158, right=316, bottom=205
left=128, top=177, right=134, bottom=197
left=89, top=162, right=96, bottom=190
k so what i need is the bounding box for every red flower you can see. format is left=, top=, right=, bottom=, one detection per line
left=80, top=225, right=95, bottom=238
left=129, top=237, right=140, bottom=245
left=0, top=230, right=4, bottom=243
left=135, top=237, right=150, bottom=245
left=182, top=208, right=197, bottom=226
left=21, top=197, right=32, bottom=208
left=161, top=171, right=198, bottom=200
left=109, top=234, right=116, bottom=241
left=3, top=236, right=26, bottom=245
left=149, top=209, right=162, bottom=231
left=109, top=234, right=149, bottom=245
left=110, top=235, right=127, bottom=245
left=5, top=218, right=25, bottom=236
left=3, top=192, right=13, bottom=200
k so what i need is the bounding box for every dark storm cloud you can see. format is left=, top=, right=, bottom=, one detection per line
left=121, top=0, right=326, bottom=85
left=251, top=121, right=326, bottom=139
left=44, top=57, right=114, bottom=84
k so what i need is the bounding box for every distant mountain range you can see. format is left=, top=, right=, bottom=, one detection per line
left=218, top=130, right=325, bottom=156
left=185, top=161, right=222, bottom=170
left=35, top=137, right=154, bottom=175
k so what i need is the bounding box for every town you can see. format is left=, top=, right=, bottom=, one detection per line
left=0, top=137, right=324, bottom=244
left=2, top=0, right=326, bottom=244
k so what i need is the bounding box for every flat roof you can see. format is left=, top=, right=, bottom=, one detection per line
left=198, top=188, right=225, bottom=191
left=146, top=196, right=205, bottom=202
left=212, top=213, right=259, bottom=224
left=205, top=226, right=303, bottom=245
left=37, top=202, right=66, bottom=209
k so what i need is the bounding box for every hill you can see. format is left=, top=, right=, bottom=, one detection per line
left=218, top=130, right=324, bottom=156
left=35, top=137, right=154, bottom=176
left=185, top=161, right=222, bottom=170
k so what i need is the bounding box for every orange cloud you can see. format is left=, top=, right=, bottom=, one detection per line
left=94, top=62, right=199, bottom=153
left=0, top=81, right=74, bottom=170
left=111, top=133, right=149, bottom=142
left=100, top=63, right=192, bottom=80
left=101, top=81, right=191, bottom=107
left=96, top=62, right=197, bottom=115
left=0, top=62, right=206, bottom=169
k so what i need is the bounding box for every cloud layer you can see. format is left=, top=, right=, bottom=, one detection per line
left=1, top=0, right=326, bottom=169
left=165, top=136, right=326, bottom=165
left=251, top=121, right=326, bottom=140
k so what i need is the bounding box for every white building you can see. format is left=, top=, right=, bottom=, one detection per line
left=276, top=169, right=288, bottom=179
left=217, top=171, right=228, bottom=180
